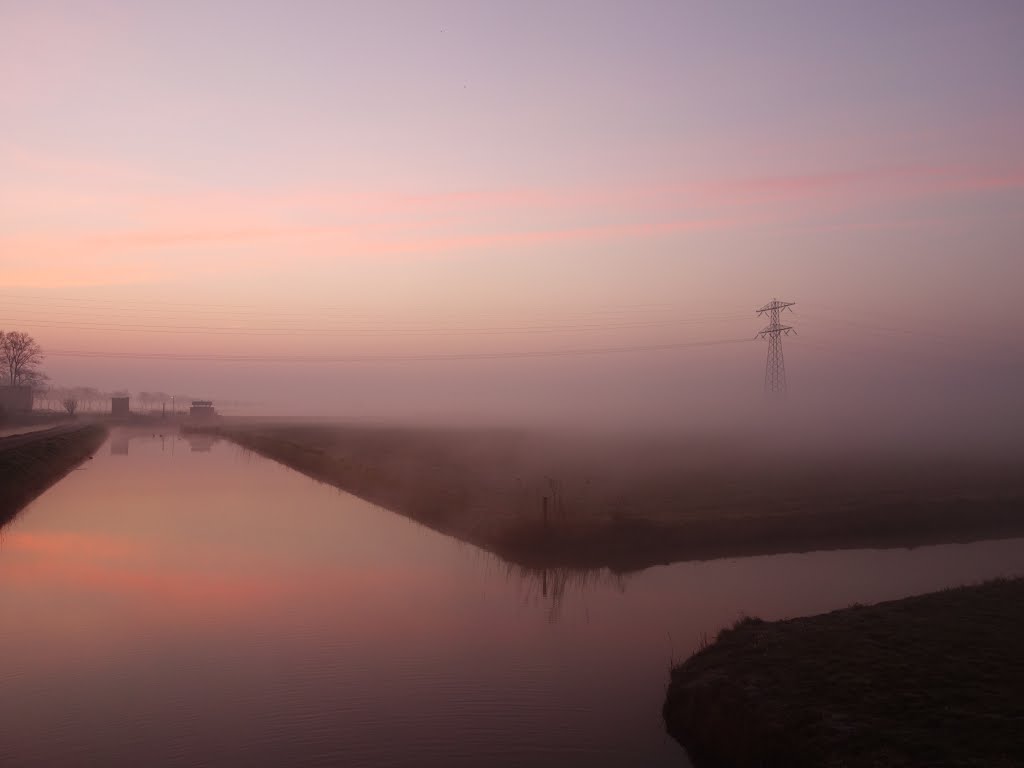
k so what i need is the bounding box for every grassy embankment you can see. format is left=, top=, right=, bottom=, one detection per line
left=0, top=425, right=107, bottom=526
left=203, top=423, right=1024, bottom=571
left=663, top=577, right=1024, bottom=767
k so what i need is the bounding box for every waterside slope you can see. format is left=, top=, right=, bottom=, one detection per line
left=663, top=577, right=1024, bottom=767
left=0, top=424, right=108, bottom=526
left=203, top=423, right=1024, bottom=572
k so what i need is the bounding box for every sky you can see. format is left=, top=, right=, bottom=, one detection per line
left=2, top=0, right=1023, bottom=426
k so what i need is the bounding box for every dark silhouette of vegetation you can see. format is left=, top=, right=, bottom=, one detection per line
left=663, top=578, right=1024, bottom=767
left=29, top=384, right=195, bottom=415
left=0, top=330, right=46, bottom=387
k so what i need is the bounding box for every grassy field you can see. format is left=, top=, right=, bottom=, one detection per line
left=204, top=422, right=1024, bottom=571
left=663, top=577, right=1024, bottom=767
left=0, top=425, right=107, bottom=527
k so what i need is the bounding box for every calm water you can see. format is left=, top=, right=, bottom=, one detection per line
left=1, top=429, right=1022, bottom=767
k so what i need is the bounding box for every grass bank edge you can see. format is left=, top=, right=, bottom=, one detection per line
left=663, top=577, right=1024, bottom=768
left=0, top=424, right=108, bottom=526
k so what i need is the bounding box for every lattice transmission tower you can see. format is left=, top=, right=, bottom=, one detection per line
left=756, top=298, right=796, bottom=394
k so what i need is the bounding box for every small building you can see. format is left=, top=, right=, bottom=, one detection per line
left=189, top=400, right=217, bottom=419
left=0, top=385, right=33, bottom=414
left=111, top=396, right=130, bottom=417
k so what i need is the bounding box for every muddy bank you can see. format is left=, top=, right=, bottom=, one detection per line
left=663, top=578, right=1024, bottom=767
left=199, top=423, right=1024, bottom=572
left=0, top=425, right=108, bottom=526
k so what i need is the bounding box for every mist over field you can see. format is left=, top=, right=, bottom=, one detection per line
left=2, top=2, right=1023, bottom=767
left=4, top=1, right=1023, bottom=449
left=39, top=318, right=1024, bottom=461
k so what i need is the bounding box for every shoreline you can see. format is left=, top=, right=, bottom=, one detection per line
left=663, top=578, right=1024, bottom=767
left=200, top=422, right=1024, bottom=572
left=0, top=424, right=108, bottom=527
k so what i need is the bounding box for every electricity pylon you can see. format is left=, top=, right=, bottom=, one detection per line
left=756, top=298, right=796, bottom=394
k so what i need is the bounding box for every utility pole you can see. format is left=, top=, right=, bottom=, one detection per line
left=756, top=298, right=796, bottom=395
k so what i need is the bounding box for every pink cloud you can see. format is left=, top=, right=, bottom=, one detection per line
left=4, top=141, right=1023, bottom=289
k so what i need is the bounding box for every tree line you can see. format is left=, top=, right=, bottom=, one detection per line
left=34, top=387, right=201, bottom=415
left=2, top=330, right=199, bottom=415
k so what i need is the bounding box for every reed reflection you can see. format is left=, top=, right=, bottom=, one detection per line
left=506, top=562, right=629, bottom=622
left=107, top=428, right=193, bottom=457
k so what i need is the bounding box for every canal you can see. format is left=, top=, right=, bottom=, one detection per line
left=1, top=428, right=1021, bottom=766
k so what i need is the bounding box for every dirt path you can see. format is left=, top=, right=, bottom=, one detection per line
left=0, top=423, right=84, bottom=445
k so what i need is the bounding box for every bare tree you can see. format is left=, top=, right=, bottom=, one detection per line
left=1, top=331, right=45, bottom=386
left=63, top=398, right=78, bottom=415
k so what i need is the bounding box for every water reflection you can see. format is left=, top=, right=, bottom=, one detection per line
left=0, top=428, right=1021, bottom=768
left=108, top=428, right=194, bottom=456
left=183, top=432, right=218, bottom=452
left=509, top=565, right=628, bottom=622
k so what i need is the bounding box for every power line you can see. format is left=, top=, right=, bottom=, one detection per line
left=790, top=331, right=1001, bottom=368
left=0, top=298, right=682, bottom=323
left=0, top=313, right=752, bottom=337
left=0, top=292, right=764, bottom=333
left=43, top=337, right=749, bottom=364
left=794, top=310, right=971, bottom=344
left=0, top=291, right=681, bottom=318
